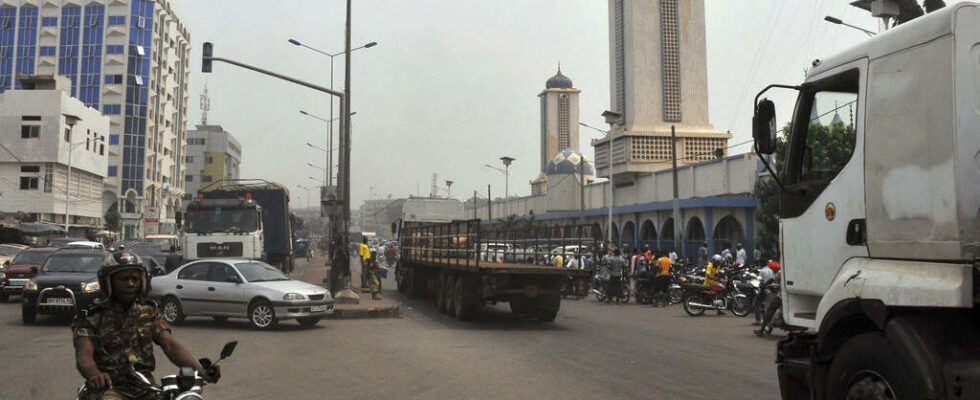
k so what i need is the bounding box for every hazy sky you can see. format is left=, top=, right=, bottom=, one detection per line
left=173, top=0, right=951, bottom=209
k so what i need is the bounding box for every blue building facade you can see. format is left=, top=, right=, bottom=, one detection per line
left=0, top=0, right=191, bottom=238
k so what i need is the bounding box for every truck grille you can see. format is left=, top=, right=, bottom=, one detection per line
left=197, top=242, right=244, bottom=257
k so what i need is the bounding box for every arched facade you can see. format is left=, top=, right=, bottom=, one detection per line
left=712, top=215, right=744, bottom=254
left=639, top=219, right=657, bottom=249
left=685, top=217, right=706, bottom=261
left=621, top=221, right=636, bottom=248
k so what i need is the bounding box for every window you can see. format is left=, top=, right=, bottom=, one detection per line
left=104, top=74, right=122, bottom=84
left=21, top=166, right=39, bottom=173
left=65, top=128, right=71, bottom=142
left=39, top=46, right=55, bottom=56
left=206, top=156, right=213, bottom=164
left=106, top=45, right=123, bottom=54
left=19, top=177, right=38, bottom=190
left=22, top=116, right=41, bottom=121
left=107, top=166, right=117, bottom=177
left=134, top=75, right=143, bottom=85
left=44, top=163, right=52, bottom=192
left=177, top=263, right=209, bottom=281
left=103, top=104, right=121, bottom=114
left=185, top=174, right=193, bottom=182
left=201, top=175, right=212, bottom=183
left=782, top=69, right=859, bottom=219
left=109, top=134, right=119, bottom=145
left=21, top=125, right=39, bottom=138
left=209, top=264, right=238, bottom=283
left=108, top=16, right=125, bottom=25
left=41, top=17, right=57, bottom=26
left=185, top=156, right=193, bottom=163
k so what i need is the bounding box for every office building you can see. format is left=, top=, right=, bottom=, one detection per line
left=183, top=124, right=241, bottom=200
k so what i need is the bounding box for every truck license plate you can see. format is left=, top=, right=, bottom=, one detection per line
left=310, top=305, right=328, bottom=312
left=523, top=285, right=540, bottom=298
left=43, top=298, right=72, bottom=305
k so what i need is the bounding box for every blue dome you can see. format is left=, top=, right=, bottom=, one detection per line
left=545, top=69, right=574, bottom=89
left=547, top=148, right=595, bottom=179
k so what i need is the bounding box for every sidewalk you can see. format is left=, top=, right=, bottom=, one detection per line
left=291, top=253, right=401, bottom=319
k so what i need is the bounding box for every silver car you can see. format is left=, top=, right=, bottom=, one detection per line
left=150, top=259, right=334, bottom=329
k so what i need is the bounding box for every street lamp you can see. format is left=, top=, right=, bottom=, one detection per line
left=62, top=114, right=81, bottom=237
left=824, top=15, right=876, bottom=36
left=307, top=163, right=326, bottom=185
left=297, top=185, right=314, bottom=209
left=484, top=157, right=514, bottom=218
left=289, top=37, right=376, bottom=190
left=581, top=112, right=621, bottom=244
left=300, top=110, right=356, bottom=187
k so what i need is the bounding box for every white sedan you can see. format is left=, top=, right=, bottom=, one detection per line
left=150, top=259, right=334, bottom=329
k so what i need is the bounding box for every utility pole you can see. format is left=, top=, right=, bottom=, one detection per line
left=337, top=0, right=353, bottom=282
left=487, top=184, right=491, bottom=221
left=579, top=160, right=585, bottom=225
left=601, top=110, right=621, bottom=244
left=473, top=190, right=478, bottom=220
left=63, top=114, right=80, bottom=237
left=671, top=125, right=681, bottom=255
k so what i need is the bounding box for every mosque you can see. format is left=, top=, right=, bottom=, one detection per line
left=465, top=0, right=763, bottom=261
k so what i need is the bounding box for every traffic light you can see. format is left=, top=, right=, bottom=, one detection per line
left=202, top=42, right=213, bottom=73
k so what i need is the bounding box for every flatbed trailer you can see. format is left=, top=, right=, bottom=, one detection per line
left=395, top=219, right=594, bottom=321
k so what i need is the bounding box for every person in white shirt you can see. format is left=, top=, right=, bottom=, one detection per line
left=668, top=248, right=678, bottom=264
left=735, top=242, right=747, bottom=266
left=753, top=262, right=775, bottom=325
left=566, top=254, right=580, bottom=269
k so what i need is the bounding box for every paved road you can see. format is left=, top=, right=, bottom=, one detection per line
left=0, top=256, right=782, bottom=399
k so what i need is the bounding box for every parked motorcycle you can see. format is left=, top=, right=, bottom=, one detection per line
left=75, top=341, right=236, bottom=400
left=681, top=270, right=750, bottom=317
left=591, top=271, right=631, bottom=303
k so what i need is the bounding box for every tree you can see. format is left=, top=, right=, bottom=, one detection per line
left=104, top=210, right=120, bottom=231
left=753, top=127, right=788, bottom=256
left=894, top=0, right=946, bottom=26
left=923, top=0, right=946, bottom=13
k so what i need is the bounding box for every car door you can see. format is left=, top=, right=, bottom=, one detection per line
left=206, top=263, right=247, bottom=316
left=175, top=262, right=211, bottom=315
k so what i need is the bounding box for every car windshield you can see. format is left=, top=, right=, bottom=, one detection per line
left=185, top=207, right=260, bottom=234
left=144, top=238, right=174, bottom=249
left=12, top=251, right=50, bottom=265
left=0, top=246, right=22, bottom=257
left=43, top=254, right=104, bottom=273
left=49, top=238, right=85, bottom=248
left=235, top=261, right=289, bottom=282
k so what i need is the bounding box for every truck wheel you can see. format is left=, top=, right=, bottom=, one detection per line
left=453, top=277, right=473, bottom=321
left=436, top=273, right=447, bottom=313
left=406, top=267, right=421, bottom=299
left=535, top=308, right=558, bottom=322
left=22, top=302, right=36, bottom=324
left=510, top=299, right=531, bottom=316
left=396, top=266, right=407, bottom=293
left=444, top=275, right=456, bottom=315
left=825, top=333, right=927, bottom=400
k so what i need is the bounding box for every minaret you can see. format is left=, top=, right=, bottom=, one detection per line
left=598, top=0, right=730, bottom=178
left=538, top=65, right=581, bottom=173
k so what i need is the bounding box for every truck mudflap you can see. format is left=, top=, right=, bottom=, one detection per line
left=776, top=332, right=817, bottom=400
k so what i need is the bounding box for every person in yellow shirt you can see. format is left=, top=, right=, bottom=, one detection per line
left=704, top=254, right=723, bottom=287
left=553, top=253, right=564, bottom=269
left=359, top=238, right=371, bottom=288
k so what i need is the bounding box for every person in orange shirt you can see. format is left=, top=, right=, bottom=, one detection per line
left=655, top=253, right=671, bottom=277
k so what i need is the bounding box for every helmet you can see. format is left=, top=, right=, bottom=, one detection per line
left=97, top=250, right=150, bottom=299
left=711, top=254, right=723, bottom=265
left=724, top=253, right=734, bottom=264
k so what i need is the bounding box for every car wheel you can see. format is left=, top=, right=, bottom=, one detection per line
left=297, top=317, right=320, bottom=327
left=249, top=300, right=277, bottom=330
left=161, top=296, right=185, bottom=324
left=21, top=302, right=36, bottom=324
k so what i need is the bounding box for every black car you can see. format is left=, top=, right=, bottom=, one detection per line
left=22, top=249, right=108, bottom=324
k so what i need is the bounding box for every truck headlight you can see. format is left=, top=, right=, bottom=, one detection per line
left=282, top=293, right=306, bottom=301
left=24, top=280, right=38, bottom=291
left=82, top=280, right=100, bottom=293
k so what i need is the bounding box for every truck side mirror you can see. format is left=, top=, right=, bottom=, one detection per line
left=753, top=98, right=778, bottom=155
left=391, top=222, right=398, bottom=236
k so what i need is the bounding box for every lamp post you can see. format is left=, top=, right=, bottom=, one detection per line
left=445, top=180, right=453, bottom=199
left=297, top=185, right=314, bottom=209
left=62, top=114, right=81, bottom=237
left=307, top=163, right=327, bottom=185
left=823, top=15, right=876, bottom=36
left=580, top=115, right=619, bottom=244
left=300, top=110, right=356, bottom=186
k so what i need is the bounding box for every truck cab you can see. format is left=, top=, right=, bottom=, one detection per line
left=183, top=198, right=264, bottom=261
left=752, top=4, right=979, bottom=399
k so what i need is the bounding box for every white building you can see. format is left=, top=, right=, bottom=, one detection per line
left=182, top=124, right=241, bottom=201
left=0, top=74, right=110, bottom=235
left=0, top=0, right=192, bottom=239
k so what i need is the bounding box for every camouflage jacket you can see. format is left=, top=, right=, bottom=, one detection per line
left=71, top=300, right=171, bottom=377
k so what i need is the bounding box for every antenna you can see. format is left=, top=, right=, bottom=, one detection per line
left=200, top=79, right=211, bottom=125
left=430, top=173, right=438, bottom=198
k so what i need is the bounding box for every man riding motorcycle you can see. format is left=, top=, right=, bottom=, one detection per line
left=72, top=251, right=214, bottom=400
left=704, top=254, right=724, bottom=315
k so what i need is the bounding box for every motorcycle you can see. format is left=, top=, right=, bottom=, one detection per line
left=591, top=271, right=631, bottom=303
left=560, top=273, right=586, bottom=299
left=755, top=282, right=805, bottom=336
left=681, top=270, right=750, bottom=317
left=75, top=341, right=237, bottom=400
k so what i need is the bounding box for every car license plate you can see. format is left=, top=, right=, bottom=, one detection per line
left=310, top=305, right=328, bottom=312
left=43, top=298, right=72, bottom=305
left=523, top=285, right=540, bottom=298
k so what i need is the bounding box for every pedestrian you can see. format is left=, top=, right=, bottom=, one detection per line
left=698, top=242, right=709, bottom=268
left=553, top=253, right=564, bottom=269
left=367, top=249, right=386, bottom=300
left=583, top=253, right=594, bottom=272
left=753, top=244, right=763, bottom=265
left=753, top=261, right=775, bottom=326
left=385, top=245, right=397, bottom=268
left=326, top=238, right=350, bottom=295
left=359, top=237, right=371, bottom=288
left=668, top=247, right=678, bottom=264
left=736, top=242, right=746, bottom=267
left=566, top=252, right=580, bottom=269
left=607, top=248, right=625, bottom=304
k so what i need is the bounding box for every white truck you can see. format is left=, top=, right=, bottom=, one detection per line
left=752, top=3, right=979, bottom=399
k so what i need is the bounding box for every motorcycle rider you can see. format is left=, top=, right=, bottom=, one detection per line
left=704, top=254, right=725, bottom=315
left=755, top=260, right=782, bottom=336
left=752, top=261, right=775, bottom=326
left=72, top=251, right=213, bottom=400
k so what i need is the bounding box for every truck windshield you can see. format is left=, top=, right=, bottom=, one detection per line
left=185, top=207, right=260, bottom=234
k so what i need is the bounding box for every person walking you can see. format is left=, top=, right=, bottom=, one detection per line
left=566, top=253, right=580, bottom=269
left=753, top=244, right=763, bottom=265
left=607, top=248, right=626, bottom=304
left=698, top=242, right=709, bottom=268
left=358, top=238, right=371, bottom=288
left=753, top=261, right=775, bottom=325
left=736, top=242, right=747, bottom=267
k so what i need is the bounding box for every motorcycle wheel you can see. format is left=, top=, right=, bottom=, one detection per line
left=668, top=287, right=683, bottom=304
left=594, top=289, right=606, bottom=303
left=621, top=284, right=631, bottom=304
left=683, top=294, right=706, bottom=317
left=731, top=296, right=751, bottom=317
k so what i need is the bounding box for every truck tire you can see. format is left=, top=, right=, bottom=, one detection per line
left=436, top=273, right=447, bottom=313
left=444, top=275, right=456, bottom=315
left=535, top=308, right=558, bottom=322
left=824, top=333, right=927, bottom=400
left=453, top=277, right=473, bottom=321
left=396, top=266, right=407, bottom=293
left=510, top=299, right=531, bottom=316
left=406, top=266, right=421, bottom=299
